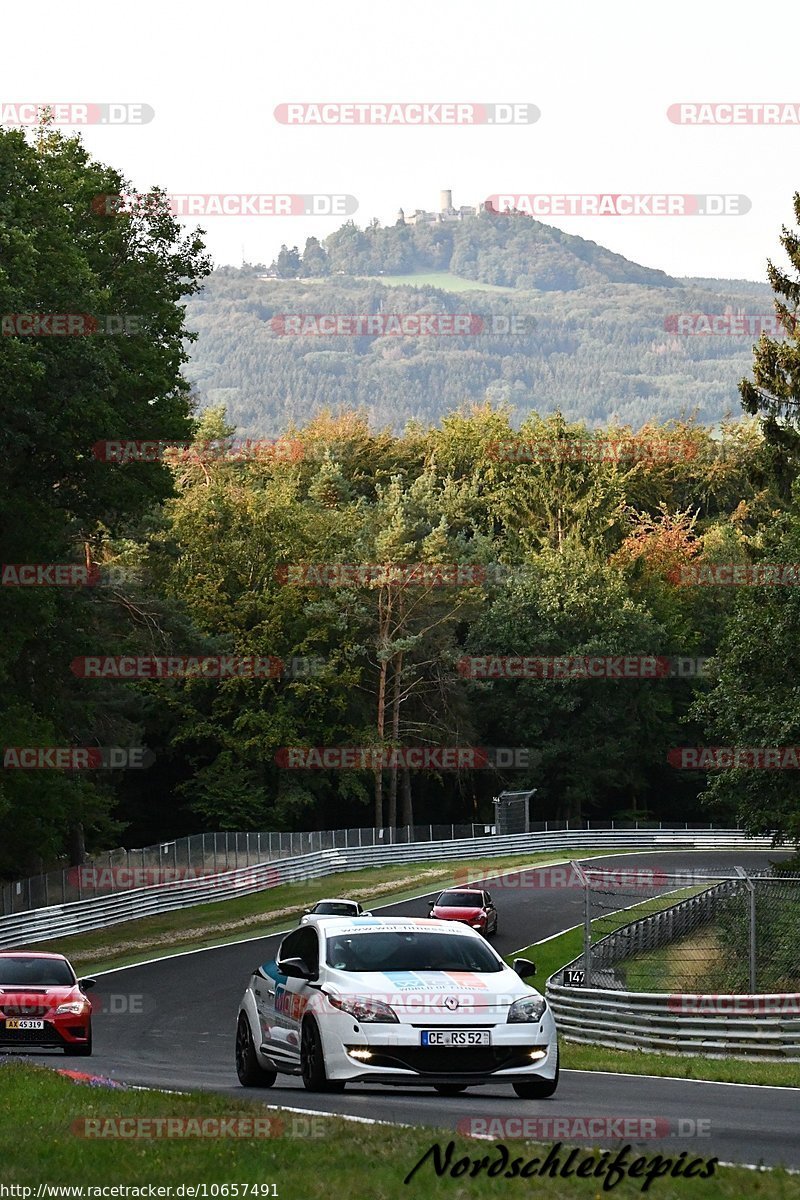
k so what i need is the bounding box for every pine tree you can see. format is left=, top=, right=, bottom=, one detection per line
left=740, top=192, right=800, bottom=478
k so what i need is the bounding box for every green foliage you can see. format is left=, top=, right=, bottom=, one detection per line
left=0, top=125, right=210, bottom=874
left=183, top=263, right=773, bottom=437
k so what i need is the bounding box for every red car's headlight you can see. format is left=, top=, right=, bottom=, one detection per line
left=55, top=1001, right=89, bottom=1016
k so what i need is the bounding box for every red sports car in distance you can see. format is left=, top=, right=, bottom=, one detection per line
left=428, top=888, right=498, bottom=936
left=0, top=952, right=95, bottom=1056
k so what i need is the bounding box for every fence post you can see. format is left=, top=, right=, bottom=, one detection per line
left=569, top=860, right=591, bottom=985
left=749, top=882, right=757, bottom=993
left=735, top=867, right=756, bottom=992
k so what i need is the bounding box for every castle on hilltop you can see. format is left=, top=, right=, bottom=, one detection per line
left=396, top=190, right=490, bottom=226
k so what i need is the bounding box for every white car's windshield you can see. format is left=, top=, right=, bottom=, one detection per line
left=325, top=931, right=504, bottom=973
left=314, top=902, right=358, bottom=915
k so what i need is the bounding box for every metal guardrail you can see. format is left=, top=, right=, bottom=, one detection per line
left=1, top=820, right=734, bottom=916
left=546, top=877, right=800, bottom=1060
left=545, top=982, right=800, bottom=1059
left=0, top=827, right=773, bottom=951
left=2, top=825, right=488, bottom=915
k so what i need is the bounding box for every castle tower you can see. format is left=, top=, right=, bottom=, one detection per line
left=396, top=207, right=406, bottom=225
left=440, top=189, right=453, bottom=213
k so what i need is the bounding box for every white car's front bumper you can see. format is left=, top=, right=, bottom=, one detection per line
left=319, top=1009, right=558, bottom=1084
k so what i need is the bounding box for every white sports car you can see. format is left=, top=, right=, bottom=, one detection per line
left=235, top=916, right=558, bottom=1097
left=299, top=898, right=372, bottom=925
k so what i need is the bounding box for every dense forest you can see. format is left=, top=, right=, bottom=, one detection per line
left=268, top=214, right=680, bottom=288
left=3, top=125, right=800, bottom=881
left=182, top=214, right=775, bottom=434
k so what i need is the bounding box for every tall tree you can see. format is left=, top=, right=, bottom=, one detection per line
left=740, top=193, right=800, bottom=485
left=0, top=123, right=210, bottom=872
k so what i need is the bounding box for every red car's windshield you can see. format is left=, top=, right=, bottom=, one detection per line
left=0, top=958, right=75, bottom=987
left=436, top=892, right=483, bottom=907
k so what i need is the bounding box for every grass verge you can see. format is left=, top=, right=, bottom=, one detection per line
left=355, top=270, right=514, bottom=292
left=0, top=1061, right=795, bottom=1196
left=23, top=847, right=641, bottom=975
left=561, top=1043, right=800, bottom=1088
left=509, top=896, right=800, bottom=1089
left=507, top=888, right=709, bottom=986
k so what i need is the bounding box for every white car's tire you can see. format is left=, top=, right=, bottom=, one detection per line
left=300, top=1017, right=346, bottom=1092
left=235, top=1013, right=277, bottom=1087
left=512, top=1049, right=559, bottom=1099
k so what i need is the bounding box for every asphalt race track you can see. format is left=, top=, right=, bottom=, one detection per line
left=11, top=851, right=800, bottom=1169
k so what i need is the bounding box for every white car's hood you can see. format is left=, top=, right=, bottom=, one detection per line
left=321, top=967, right=539, bottom=1014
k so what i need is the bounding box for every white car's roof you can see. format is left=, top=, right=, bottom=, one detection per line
left=312, top=898, right=360, bottom=906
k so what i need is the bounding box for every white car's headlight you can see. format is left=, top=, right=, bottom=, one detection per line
left=55, top=1001, right=89, bottom=1015
left=327, top=994, right=399, bottom=1023
left=507, top=995, right=547, bottom=1024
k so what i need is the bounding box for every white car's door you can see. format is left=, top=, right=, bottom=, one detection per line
left=271, top=926, right=321, bottom=1065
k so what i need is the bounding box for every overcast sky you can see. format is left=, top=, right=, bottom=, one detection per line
left=3, top=1, right=797, bottom=282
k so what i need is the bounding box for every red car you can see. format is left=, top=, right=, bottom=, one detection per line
left=428, top=888, right=498, bottom=936
left=0, top=952, right=95, bottom=1056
